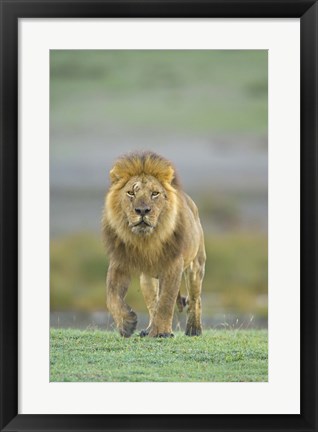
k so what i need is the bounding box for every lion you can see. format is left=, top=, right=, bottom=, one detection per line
left=102, top=151, right=206, bottom=338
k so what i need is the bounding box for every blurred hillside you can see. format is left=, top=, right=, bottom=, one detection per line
left=50, top=50, right=267, bottom=327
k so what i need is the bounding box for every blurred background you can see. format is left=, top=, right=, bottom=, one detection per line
left=50, top=50, right=267, bottom=330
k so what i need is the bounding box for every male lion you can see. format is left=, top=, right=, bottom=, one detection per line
left=102, top=151, right=206, bottom=338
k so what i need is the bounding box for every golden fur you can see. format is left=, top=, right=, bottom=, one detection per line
left=102, top=151, right=206, bottom=337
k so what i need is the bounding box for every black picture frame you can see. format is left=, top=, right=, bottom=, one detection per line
left=1, top=1, right=317, bottom=431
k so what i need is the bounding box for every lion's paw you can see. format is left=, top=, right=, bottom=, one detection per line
left=185, top=325, right=202, bottom=336
left=140, top=329, right=174, bottom=338
left=119, top=311, right=137, bottom=338
left=157, top=333, right=174, bottom=338
left=139, top=329, right=149, bottom=337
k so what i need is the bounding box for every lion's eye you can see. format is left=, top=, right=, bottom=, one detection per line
left=151, top=192, right=160, bottom=197
left=127, top=191, right=135, bottom=197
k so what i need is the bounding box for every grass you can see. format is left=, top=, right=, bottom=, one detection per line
left=50, top=328, right=268, bottom=382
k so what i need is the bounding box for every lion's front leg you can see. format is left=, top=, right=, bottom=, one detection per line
left=106, top=262, right=137, bottom=337
left=148, top=259, right=183, bottom=337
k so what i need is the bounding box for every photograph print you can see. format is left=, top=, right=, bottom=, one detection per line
left=50, top=50, right=268, bottom=382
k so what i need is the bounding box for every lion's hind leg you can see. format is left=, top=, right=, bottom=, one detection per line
left=176, top=291, right=188, bottom=312
left=185, top=251, right=205, bottom=336
left=139, top=273, right=159, bottom=337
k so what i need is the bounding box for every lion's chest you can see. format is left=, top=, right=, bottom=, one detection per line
left=123, top=242, right=165, bottom=274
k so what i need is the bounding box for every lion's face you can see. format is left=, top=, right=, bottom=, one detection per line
left=104, top=152, right=179, bottom=245
left=121, top=176, right=167, bottom=235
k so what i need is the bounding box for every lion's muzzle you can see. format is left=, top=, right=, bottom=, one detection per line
left=134, top=205, right=151, bottom=216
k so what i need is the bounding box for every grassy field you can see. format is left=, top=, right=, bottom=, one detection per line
left=50, top=329, right=268, bottom=382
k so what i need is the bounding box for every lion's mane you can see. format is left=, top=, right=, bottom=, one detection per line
left=102, top=152, right=188, bottom=273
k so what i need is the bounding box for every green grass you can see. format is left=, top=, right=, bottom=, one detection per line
left=50, top=328, right=268, bottom=382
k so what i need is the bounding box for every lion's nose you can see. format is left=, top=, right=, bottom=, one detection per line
left=135, top=206, right=151, bottom=216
